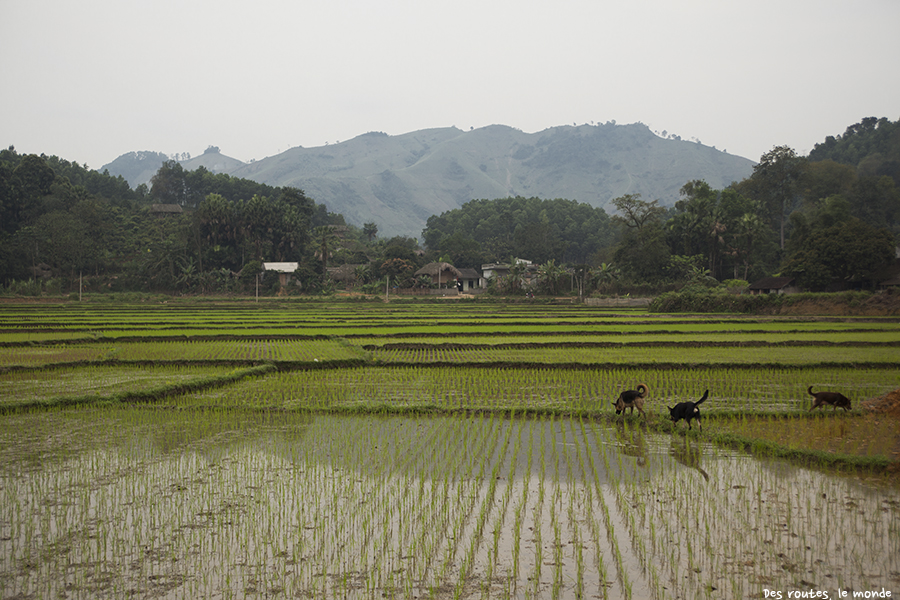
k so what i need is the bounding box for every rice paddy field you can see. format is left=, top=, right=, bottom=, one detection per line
left=0, top=299, right=898, bottom=600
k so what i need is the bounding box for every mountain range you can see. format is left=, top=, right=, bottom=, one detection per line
left=102, top=123, right=756, bottom=238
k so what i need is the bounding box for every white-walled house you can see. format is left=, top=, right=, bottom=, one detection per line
left=456, top=268, right=481, bottom=291
left=480, top=259, right=534, bottom=288
left=263, top=262, right=300, bottom=287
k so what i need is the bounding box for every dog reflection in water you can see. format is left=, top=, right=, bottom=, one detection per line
left=614, top=420, right=648, bottom=467
left=669, top=437, right=709, bottom=482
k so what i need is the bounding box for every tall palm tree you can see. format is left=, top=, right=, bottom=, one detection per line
left=313, top=226, right=338, bottom=282
left=537, top=259, right=565, bottom=295
left=503, top=258, right=527, bottom=294
left=363, top=222, right=378, bottom=243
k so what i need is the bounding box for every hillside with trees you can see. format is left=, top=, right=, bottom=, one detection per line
left=103, top=123, right=755, bottom=238
left=422, top=117, right=900, bottom=293
left=0, top=148, right=345, bottom=295
left=3, top=117, right=899, bottom=298
left=100, top=151, right=171, bottom=191
left=422, top=197, right=616, bottom=268
left=807, top=116, right=900, bottom=185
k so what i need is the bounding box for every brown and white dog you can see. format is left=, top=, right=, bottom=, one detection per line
left=613, top=383, right=648, bottom=418
left=807, top=386, right=851, bottom=412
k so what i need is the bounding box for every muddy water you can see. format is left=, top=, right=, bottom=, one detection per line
left=0, top=409, right=897, bottom=599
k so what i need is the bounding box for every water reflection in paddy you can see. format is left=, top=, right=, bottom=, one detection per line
left=0, top=408, right=896, bottom=599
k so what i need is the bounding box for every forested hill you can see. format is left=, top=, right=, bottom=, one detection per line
left=101, top=150, right=170, bottom=189
left=230, top=123, right=756, bottom=238
left=105, top=123, right=756, bottom=238
left=102, top=147, right=245, bottom=191
left=3, top=115, right=899, bottom=295
left=808, top=116, right=900, bottom=185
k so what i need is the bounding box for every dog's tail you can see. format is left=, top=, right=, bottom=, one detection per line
left=695, top=390, right=709, bottom=405
left=807, top=386, right=815, bottom=397
left=636, top=383, right=649, bottom=397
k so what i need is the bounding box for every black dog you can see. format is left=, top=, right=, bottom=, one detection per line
left=807, top=386, right=851, bottom=412
left=613, top=383, right=648, bottom=418
left=668, top=390, right=708, bottom=430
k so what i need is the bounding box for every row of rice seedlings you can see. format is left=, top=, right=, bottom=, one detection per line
left=13, top=314, right=896, bottom=347
left=0, top=410, right=586, bottom=597
left=0, top=331, right=96, bottom=343
left=296, top=414, right=484, bottom=595
left=3, top=301, right=897, bottom=330
left=0, top=302, right=606, bottom=327
left=0, top=305, right=359, bottom=326
left=352, top=329, right=900, bottom=348
left=0, top=345, right=108, bottom=367
left=478, top=413, right=522, bottom=596
left=0, top=339, right=365, bottom=367
left=611, top=432, right=900, bottom=598
left=168, top=365, right=897, bottom=416
left=4, top=406, right=898, bottom=599
left=348, top=319, right=900, bottom=340
left=0, top=364, right=234, bottom=406
left=4, top=303, right=896, bottom=350
left=0, top=407, right=281, bottom=597
left=372, top=344, right=900, bottom=366
left=319, top=416, right=446, bottom=594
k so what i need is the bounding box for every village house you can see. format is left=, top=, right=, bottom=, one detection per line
left=456, top=268, right=482, bottom=292
left=263, top=262, right=300, bottom=288
left=414, top=262, right=461, bottom=288
left=326, top=264, right=363, bottom=289
left=480, top=259, right=535, bottom=289
left=748, top=276, right=798, bottom=295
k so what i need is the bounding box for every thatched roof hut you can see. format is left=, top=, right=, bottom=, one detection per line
left=415, top=262, right=461, bottom=286
left=748, top=276, right=797, bottom=295
left=327, top=263, right=362, bottom=283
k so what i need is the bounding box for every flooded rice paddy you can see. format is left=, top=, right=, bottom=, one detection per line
left=0, top=408, right=897, bottom=600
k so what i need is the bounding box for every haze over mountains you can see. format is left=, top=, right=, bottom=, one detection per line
left=103, top=123, right=756, bottom=238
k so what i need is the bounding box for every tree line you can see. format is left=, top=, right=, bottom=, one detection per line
left=0, top=149, right=438, bottom=295
left=424, top=118, right=900, bottom=292
left=1, top=116, right=898, bottom=296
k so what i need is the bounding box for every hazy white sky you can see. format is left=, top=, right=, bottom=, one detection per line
left=2, top=0, right=898, bottom=170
